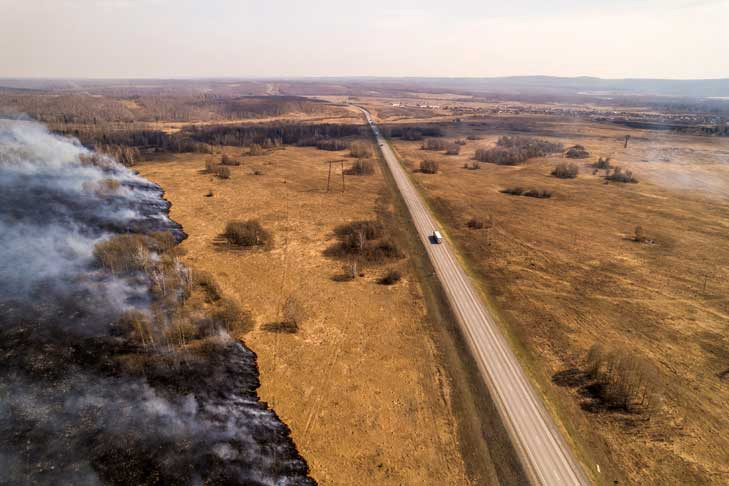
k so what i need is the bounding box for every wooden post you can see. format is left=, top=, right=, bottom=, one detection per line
left=326, top=161, right=332, bottom=192
left=341, top=160, right=345, bottom=192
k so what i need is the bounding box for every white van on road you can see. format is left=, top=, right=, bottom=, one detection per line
left=432, top=230, right=443, bottom=244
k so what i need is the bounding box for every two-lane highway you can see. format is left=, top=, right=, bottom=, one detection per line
left=362, top=108, right=590, bottom=486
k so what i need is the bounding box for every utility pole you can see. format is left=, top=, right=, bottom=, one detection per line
left=326, top=160, right=346, bottom=193
left=341, top=160, right=345, bottom=193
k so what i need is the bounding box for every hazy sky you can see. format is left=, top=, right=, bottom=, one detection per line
left=1, top=0, right=728, bottom=79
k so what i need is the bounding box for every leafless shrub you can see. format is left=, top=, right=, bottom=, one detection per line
left=94, top=234, right=151, bottom=274
left=606, top=166, right=638, bottom=183
left=552, top=162, right=579, bottom=179
left=565, top=145, right=590, bottom=159
left=466, top=216, right=492, bottom=229
left=205, top=159, right=217, bottom=173
left=446, top=144, right=461, bottom=155
left=501, top=187, right=553, bottom=198
left=262, top=296, right=305, bottom=333
left=211, top=298, right=253, bottom=335
left=248, top=144, right=265, bottom=156
left=205, top=189, right=214, bottom=197
left=633, top=225, right=649, bottom=243
left=252, top=169, right=264, bottom=176
left=350, top=141, right=372, bottom=158
left=117, top=310, right=156, bottom=348
left=216, top=166, right=231, bottom=179
left=223, top=220, right=271, bottom=248
left=423, top=138, right=447, bottom=151
left=378, top=269, right=402, bottom=285
left=466, top=135, right=482, bottom=140
left=420, top=159, right=439, bottom=174
left=345, top=159, right=375, bottom=175
left=523, top=188, right=553, bottom=198
left=194, top=271, right=222, bottom=302
left=500, top=187, right=525, bottom=196
left=221, top=154, right=240, bottom=166
left=592, top=157, right=612, bottom=170
left=454, top=139, right=467, bottom=145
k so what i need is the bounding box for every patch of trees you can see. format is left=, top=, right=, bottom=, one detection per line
left=223, top=220, right=271, bottom=248
left=97, top=144, right=141, bottom=166
left=60, top=127, right=213, bottom=154
left=474, top=136, right=563, bottom=165
left=423, top=138, right=447, bottom=151
left=349, top=141, right=372, bottom=158
left=606, top=166, right=638, bottom=183
left=186, top=123, right=361, bottom=148
left=565, top=144, right=590, bottom=159
left=385, top=125, right=444, bottom=140
left=2, top=93, right=335, bottom=125
left=315, top=139, right=348, bottom=151
left=248, top=144, right=265, bottom=156
left=220, top=154, right=240, bottom=166
left=215, top=166, right=231, bottom=179
left=345, top=159, right=375, bottom=175
left=420, top=160, right=439, bottom=174
left=552, top=162, right=579, bottom=179
left=500, top=187, right=553, bottom=198
left=592, top=157, right=613, bottom=170
left=466, top=215, right=492, bottom=229
left=327, top=220, right=402, bottom=264
left=446, top=144, right=461, bottom=155
left=378, top=269, right=402, bottom=285
left=584, top=344, right=658, bottom=413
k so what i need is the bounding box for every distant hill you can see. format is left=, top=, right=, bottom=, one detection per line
left=335, top=76, right=729, bottom=99
left=2, top=76, right=729, bottom=99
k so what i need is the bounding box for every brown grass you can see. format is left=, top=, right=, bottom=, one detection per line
left=389, top=111, right=729, bottom=485
left=136, top=143, right=477, bottom=485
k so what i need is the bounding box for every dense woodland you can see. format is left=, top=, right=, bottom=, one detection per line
left=56, top=122, right=363, bottom=160
left=0, top=93, right=338, bottom=124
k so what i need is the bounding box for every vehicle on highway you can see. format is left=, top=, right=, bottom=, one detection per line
left=432, top=230, right=443, bottom=244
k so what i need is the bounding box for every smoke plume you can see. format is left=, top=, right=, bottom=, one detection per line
left=0, top=119, right=315, bottom=485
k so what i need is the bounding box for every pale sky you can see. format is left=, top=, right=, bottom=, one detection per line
left=1, top=0, right=728, bottom=79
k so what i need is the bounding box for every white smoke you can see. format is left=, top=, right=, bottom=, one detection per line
left=0, top=119, right=181, bottom=305
left=0, top=119, right=314, bottom=485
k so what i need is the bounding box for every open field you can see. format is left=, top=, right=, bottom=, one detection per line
left=379, top=104, right=729, bottom=484
left=137, top=143, right=487, bottom=485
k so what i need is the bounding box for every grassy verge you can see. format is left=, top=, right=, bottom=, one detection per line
left=383, top=139, right=619, bottom=485
left=368, top=126, right=529, bottom=485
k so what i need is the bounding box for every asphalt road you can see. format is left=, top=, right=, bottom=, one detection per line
left=362, top=108, right=590, bottom=486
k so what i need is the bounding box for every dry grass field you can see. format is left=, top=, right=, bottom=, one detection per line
left=384, top=109, right=729, bottom=484
left=137, top=143, right=482, bottom=485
